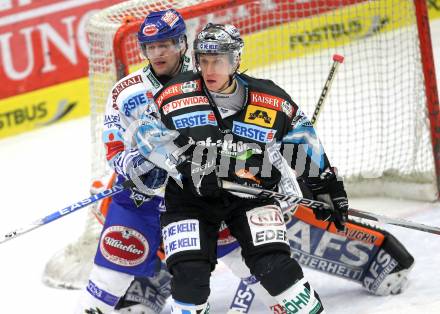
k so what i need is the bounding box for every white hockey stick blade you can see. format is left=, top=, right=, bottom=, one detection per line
left=219, top=180, right=440, bottom=236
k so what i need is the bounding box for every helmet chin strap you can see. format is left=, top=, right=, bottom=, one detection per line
left=171, top=38, right=188, bottom=76
left=213, top=57, right=240, bottom=93
left=171, top=45, right=187, bottom=75
left=216, top=74, right=237, bottom=94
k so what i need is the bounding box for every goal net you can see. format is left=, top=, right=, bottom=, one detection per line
left=89, top=0, right=440, bottom=200
left=42, top=0, right=439, bottom=289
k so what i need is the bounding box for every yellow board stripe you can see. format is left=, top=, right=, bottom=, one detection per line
left=428, top=0, right=440, bottom=20
left=241, top=0, right=417, bottom=70
left=0, top=77, right=90, bottom=138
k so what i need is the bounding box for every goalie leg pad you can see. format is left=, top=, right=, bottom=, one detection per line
left=115, top=263, right=172, bottom=314
left=362, top=229, right=415, bottom=295
left=287, top=204, right=414, bottom=296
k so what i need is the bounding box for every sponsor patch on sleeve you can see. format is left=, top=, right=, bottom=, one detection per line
left=111, top=75, right=143, bottom=110
left=122, top=92, right=149, bottom=117
left=103, top=129, right=125, bottom=161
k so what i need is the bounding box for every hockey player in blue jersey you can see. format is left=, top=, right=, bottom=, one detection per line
left=74, top=9, right=190, bottom=314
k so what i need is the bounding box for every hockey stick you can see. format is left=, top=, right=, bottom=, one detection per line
left=345, top=209, right=440, bottom=235
left=266, top=54, right=345, bottom=209
left=310, top=54, right=344, bottom=125
left=0, top=180, right=133, bottom=245
left=219, top=179, right=440, bottom=235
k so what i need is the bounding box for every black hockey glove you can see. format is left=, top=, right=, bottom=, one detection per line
left=176, top=144, right=222, bottom=198
left=305, top=167, right=349, bottom=231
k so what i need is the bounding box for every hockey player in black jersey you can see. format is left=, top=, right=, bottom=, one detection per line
left=135, top=23, right=414, bottom=313
left=144, top=23, right=342, bottom=314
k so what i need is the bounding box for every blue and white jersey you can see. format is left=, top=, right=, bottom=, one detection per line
left=102, top=57, right=191, bottom=208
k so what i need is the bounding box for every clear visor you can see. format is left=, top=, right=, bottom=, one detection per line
left=195, top=52, right=238, bottom=76
left=141, top=39, right=182, bottom=59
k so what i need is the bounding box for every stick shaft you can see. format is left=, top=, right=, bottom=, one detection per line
left=221, top=180, right=329, bottom=211
left=220, top=180, right=440, bottom=235
left=347, top=208, right=440, bottom=235
left=0, top=182, right=131, bottom=244
left=310, top=54, right=344, bottom=125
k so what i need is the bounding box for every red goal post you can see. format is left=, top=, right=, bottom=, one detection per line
left=87, top=0, right=440, bottom=200
left=414, top=0, right=440, bottom=196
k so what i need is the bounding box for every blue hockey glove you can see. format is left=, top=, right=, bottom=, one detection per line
left=140, top=167, right=168, bottom=190
left=124, top=159, right=167, bottom=195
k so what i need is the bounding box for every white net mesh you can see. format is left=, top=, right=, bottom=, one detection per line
left=88, top=0, right=438, bottom=200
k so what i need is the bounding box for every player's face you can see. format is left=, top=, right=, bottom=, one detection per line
left=144, top=39, right=182, bottom=77
left=199, top=54, right=233, bottom=92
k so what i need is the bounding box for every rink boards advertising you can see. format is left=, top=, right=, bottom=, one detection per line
left=1, top=0, right=440, bottom=138
left=0, top=0, right=123, bottom=138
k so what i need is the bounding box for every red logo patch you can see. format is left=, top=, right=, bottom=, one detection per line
left=100, top=226, right=149, bottom=266
left=208, top=112, right=216, bottom=122
left=142, top=24, right=158, bottom=36
left=249, top=207, right=284, bottom=226
left=267, top=130, right=274, bottom=141
left=217, top=223, right=237, bottom=246
left=162, top=95, right=208, bottom=115
left=250, top=92, right=284, bottom=111
left=105, top=140, right=124, bottom=161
